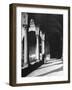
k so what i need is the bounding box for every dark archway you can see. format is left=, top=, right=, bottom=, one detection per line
left=28, top=13, right=63, bottom=59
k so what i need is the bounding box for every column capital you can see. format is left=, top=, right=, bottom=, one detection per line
left=42, top=34, right=45, bottom=41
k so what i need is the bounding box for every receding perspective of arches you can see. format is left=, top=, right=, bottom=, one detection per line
left=21, top=12, right=63, bottom=77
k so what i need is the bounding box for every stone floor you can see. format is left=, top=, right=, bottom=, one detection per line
left=27, top=58, right=63, bottom=77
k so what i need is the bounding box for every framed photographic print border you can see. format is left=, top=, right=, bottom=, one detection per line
left=9, top=3, right=70, bottom=86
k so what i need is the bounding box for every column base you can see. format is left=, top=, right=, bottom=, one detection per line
left=36, top=59, right=40, bottom=62
left=22, top=63, right=28, bottom=69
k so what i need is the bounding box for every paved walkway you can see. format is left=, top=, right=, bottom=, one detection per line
left=27, top=59, right=63, bottom=77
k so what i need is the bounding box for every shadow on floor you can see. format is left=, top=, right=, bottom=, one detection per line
left=22, top=61, right=43, bottom=77
left=38, top=62, right=63, bottom=69
left=37, top=66, right=63, bottom=76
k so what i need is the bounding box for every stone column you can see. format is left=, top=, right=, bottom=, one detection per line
left=22, top=26, right=28, bottom=69
left=40, top=31, right=43, bottom=60
left=24, top=26, right=28, bottom=68
left=35, top=27, right=39, bottom=62
left=41, top=34, right=45, bottom=63
left=21, top=27, right=24, bottom=67
left=36, top=35, right=39, bottom=62
left=21, top=13, right=28, bottom=68
left=42, top=34, right=45, bottom=55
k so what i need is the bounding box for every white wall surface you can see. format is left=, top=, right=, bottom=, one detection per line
left=0, top=0, right=72, bottom=90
